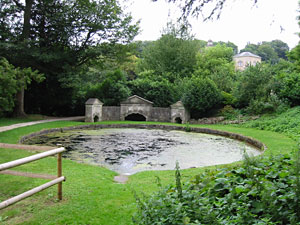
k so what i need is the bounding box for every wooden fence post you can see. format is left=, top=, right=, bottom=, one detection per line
left=57, top=153, right=62, bottom=200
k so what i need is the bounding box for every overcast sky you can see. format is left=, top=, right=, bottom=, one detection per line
left=124, top=0, right=299, bottom=51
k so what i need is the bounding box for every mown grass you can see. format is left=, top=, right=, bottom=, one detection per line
left=0, top=115, right=54, bottom=127
left=0, top=120, right=297, bottom=225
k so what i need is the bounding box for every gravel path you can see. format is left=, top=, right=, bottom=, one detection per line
left=0, top=116, right=84, bottom=133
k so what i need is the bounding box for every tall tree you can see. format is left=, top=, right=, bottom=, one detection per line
left=0, top=0, right=139, bottom=116
left=12, top=0, right=34, bottom=117
left=138, top=23, right=198, bottom=81
left=240, top=41, right=288, bottom=63
left=194, top=44, right=235, bottom=92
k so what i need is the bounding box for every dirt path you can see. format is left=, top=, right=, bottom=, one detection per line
left=0, top=116, right=84, bottom=133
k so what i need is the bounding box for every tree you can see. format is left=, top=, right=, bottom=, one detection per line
left=257, top=44, right=279, bottom=63
left=138, top=23, right=198, bottom=81
left=129, top=71, right=179, bottom=107
left=181, top=77, right=221, bottom=118
left=87, top=70, right=131, bottom=106
left=270, top=40, right=289, bottom=60
left=0, top=57, right=43, bottom=117
left=233, top=64, right=273, bottom=108
left=275, top=71, right=300, bottom=106
left=217, top=41, right=238, bottom=54
left=194, top=44, right=235, bottom=92
left=0, top=0, right=139, bottom=116
left=240, top=41, right=289, bottom=63
left=0, top=58, right=18, bottom=116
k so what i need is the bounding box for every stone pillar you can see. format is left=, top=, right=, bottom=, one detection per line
left=85, top=98, right=103, bottom=122
left=170, top=101, right=190, bottom=124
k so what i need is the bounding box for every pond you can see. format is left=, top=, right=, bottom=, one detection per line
left=24, top=128, right=262, bottom=175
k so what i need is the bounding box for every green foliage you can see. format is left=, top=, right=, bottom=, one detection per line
left=181, top=77, right=221, bottom=118
left=129, top=70, right=179, bottom=107
left=0, top=0, right=139, bottom=116
left=194, top=44, right=236, bottom=92
left=240, top=40, right=289, bottom=63
left=233, top=64, right=273, bottom=109
left=219, top=105, right=239, bottom=120
left=138, top=25, right=198, bottom=80
left=242, top=106, right=300, bottom=140
left=0, top=58, right=18, bottom=116
left=275, top=71, right=300, bottom=106
left=0, top=57, right=43, bottom=116
left=221, top=91, right=236, bottom=105
left=289, top=44, right=300, bottom=71
left=87, top=70, right=131, bottom=106
left=0, top=119, right=297, bottom=224
left=134, top=153, right=300, bottom=224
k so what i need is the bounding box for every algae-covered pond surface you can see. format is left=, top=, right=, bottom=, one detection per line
left=24, top=128, right=261, bottom=174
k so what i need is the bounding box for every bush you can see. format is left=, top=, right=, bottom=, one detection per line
left=86, top=70, right=131, bottom=106
left=275, top=72, right=300, bottom=106
left=233, top=64, right=273, bottom=108
left=181, top=77, right=221, bottom=118
left=242, top=106, right=300, bottom=140
left=221, top=91, right=236, bottom=105
left=133, top=153, right=300, bottom=225
left=219, top=105, right=239, bottom=120
left=129, top=71, right=179, bottom=107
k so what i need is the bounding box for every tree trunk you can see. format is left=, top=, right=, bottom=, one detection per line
left=13, top=86, right=26, bottom=117
left=13, top=0, right=34, bottom=117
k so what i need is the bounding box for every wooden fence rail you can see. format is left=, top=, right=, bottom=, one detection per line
left=0, top=145, right=66, bottom=210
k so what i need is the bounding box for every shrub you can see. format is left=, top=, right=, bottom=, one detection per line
left=86, top=70, right=131, bottom=106
left=219, top=105, right=239, bottom=120
left=221, top=91, right=236, bottom=105
left=243, top=106, right=300, bottom=140
left=181, top=77, right=221, bottom=118
left=133, top=153, right=300, bottom=225
left=129, top=72, right=179, bottom=107
left=233, top=64, right=273, bottom=108
left=275, top=72, right=300, bottom=106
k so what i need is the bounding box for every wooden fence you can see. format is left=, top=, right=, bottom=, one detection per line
left=0, top=144, right=66, bottom=210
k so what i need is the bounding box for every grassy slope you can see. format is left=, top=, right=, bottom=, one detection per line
left=240, top=106, right=300, bottom=141
left=0, top=120, right=297, bottom=225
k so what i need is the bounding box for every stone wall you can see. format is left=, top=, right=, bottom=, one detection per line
left=85, top=96, right=190, bottom=123
left=150, top=107, right=171, bottom=122
left=102, top=106, right=121, bottom=121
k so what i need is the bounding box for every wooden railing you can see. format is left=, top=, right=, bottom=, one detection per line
left=0, top=144, right=66, bottom=210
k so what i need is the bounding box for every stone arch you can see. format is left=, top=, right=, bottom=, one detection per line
left=174, top=117, right=182, bottom=124
left=125, top=113, right=147, bottom=121
left=124, top=110, right=148, bottom=121
left=94, top=115, right=99, bottom=122
left=171, top=113, right=183, bottom=124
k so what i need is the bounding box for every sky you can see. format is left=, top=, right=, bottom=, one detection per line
left=123, top=0, right=299, bottom=51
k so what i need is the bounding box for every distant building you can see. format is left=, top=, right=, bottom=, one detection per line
left=233, top=52, right=261, bottom=71
left=206, top=39, right=214, bottom=47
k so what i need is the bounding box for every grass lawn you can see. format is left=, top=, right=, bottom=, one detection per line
left=0, top=115, right=55, bottom=127
left=0, top=120, right=297, bottom=224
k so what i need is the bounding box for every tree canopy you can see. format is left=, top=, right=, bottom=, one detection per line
left=0, top=0, right=139, bottom=116
left=138, top=25, right=199, bottom=80
left=240, top=40, right=289, bottom=63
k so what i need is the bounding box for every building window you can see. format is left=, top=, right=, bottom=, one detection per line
left=238, top=61, right=243, bottom=67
